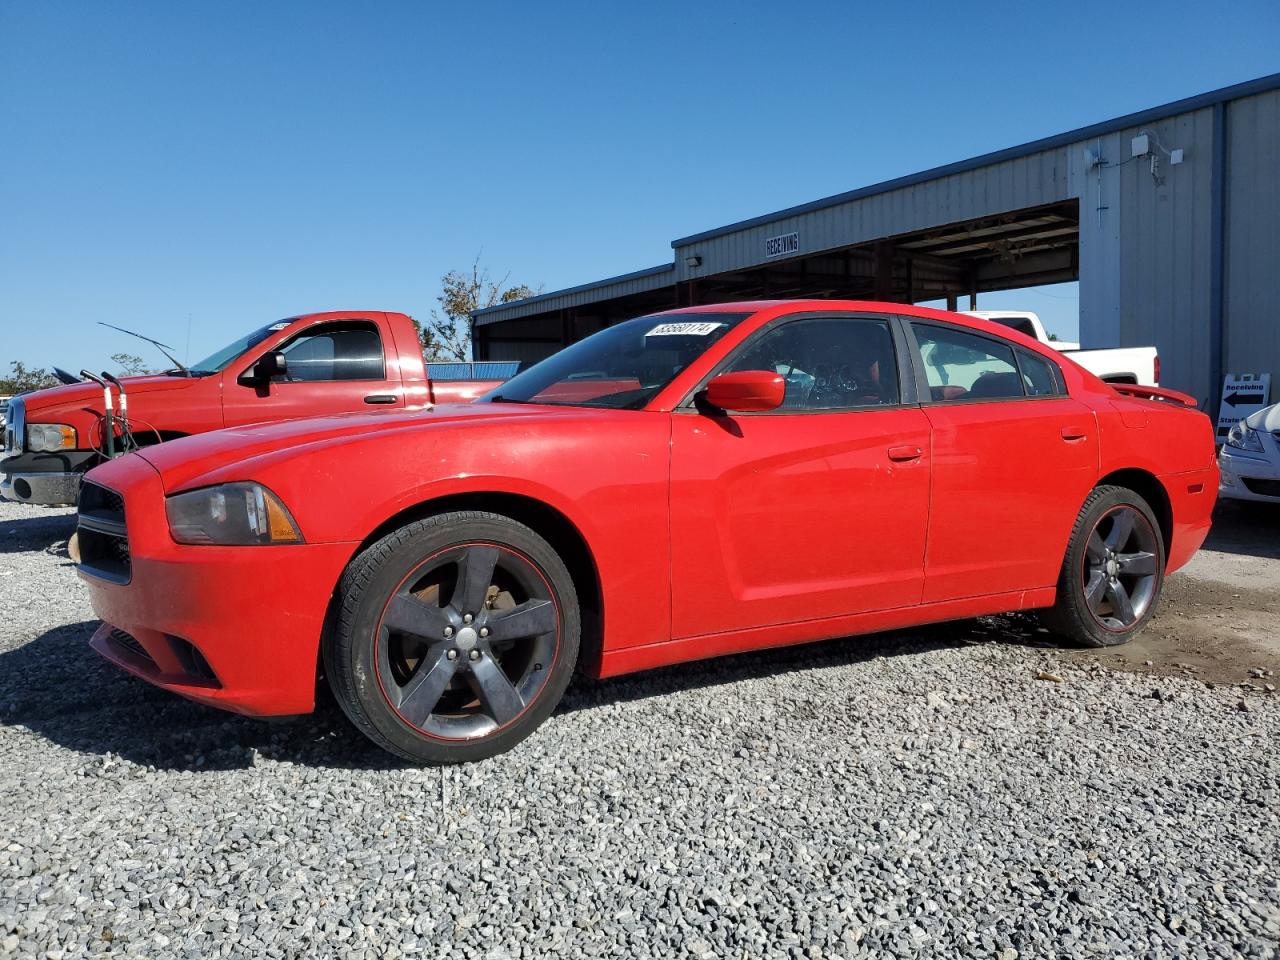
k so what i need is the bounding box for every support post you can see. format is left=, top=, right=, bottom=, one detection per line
left=874, top=243, right=893, bottom=301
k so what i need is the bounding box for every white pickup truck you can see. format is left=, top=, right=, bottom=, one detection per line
left=965, top=311, right=1159, bottom=386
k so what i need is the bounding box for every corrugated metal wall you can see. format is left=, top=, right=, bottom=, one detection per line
left=1115, top=108, right=1217, bottom=402
left=1225, top=89, right=1280, bottom=390
left=673, top=151, right=1072, bottom=279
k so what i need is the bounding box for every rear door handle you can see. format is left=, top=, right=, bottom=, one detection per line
left=364, top=394, right=397, bottom=405
left=887, top=444, right=923, bottom=462
left=1061, top=425, right=1088, bottom=441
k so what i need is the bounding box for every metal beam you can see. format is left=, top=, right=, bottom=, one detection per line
left=905, top=222, right=1078, bottom=256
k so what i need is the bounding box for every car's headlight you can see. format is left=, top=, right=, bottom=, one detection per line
left=1225, top=419, right=1264, bottom=454
left=27, top=423, right=77, bottom=452
left=166, top=482, right=304, bottom=545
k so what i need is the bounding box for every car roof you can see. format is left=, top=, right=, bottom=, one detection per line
left=646, top=299, right=1042, bottom=342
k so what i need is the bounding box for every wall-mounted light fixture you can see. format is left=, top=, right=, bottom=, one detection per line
left=684, top=255, right=702, bottom=268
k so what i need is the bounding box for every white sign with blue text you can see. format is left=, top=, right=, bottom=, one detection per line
left=1216, top=373, right=1271, bottom=438
left=764, top=232, right=799, bottom=260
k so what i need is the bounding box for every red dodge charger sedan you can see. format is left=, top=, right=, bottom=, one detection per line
left=76, top=301, right=1218, bottom=762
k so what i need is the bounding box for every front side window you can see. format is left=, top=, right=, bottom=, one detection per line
left=724, top=317, right=900, bottom=410
left=278, top=322, right=385, bottom=382
left=482, top=312, right=750, bottom=409
left=913, top=323, right=1024, bottom=402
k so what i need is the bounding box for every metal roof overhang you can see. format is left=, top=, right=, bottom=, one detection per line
left=473, top=263, right=675, bottom=327
left=470, top=72, right=1279, bottom=327
left=670, top=71, right=1280, bottom=248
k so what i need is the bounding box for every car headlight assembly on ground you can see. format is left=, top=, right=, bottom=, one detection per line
left=26, top=423, right=77, bottom=452
left=1224, top=419, right=1264, bottom=454
left=166, top=482, right=304, bottom=545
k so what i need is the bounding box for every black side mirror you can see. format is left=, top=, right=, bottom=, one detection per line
left=239, top=351, right=288, bottom=385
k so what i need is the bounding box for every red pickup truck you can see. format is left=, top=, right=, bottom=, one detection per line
left=2, top=311, right=506, bottom=506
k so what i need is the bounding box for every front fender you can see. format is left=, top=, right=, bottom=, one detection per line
left=178, top=412, right=676, bottom=657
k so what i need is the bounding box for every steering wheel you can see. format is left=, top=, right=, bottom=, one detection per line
left=808, top=363, right=860, bottom=407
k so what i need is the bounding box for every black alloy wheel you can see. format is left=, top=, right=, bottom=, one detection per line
left=1080, top=505, right=1161, bottom=631
left=325, top=511, right=580, bottom=763
left=1041, top=485, right=1166, bottom=647
left=376, top=542, right=559, bottom=740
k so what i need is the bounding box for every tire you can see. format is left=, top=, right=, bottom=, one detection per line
left=323, top=511, right=580, bottom=763
left=1040, top=485, right=1166, bottom=647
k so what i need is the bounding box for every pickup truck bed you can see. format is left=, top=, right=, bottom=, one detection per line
left=964, top=311, right=1159, bottom=386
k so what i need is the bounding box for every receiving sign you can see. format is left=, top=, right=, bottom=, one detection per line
left=1216, top=373, right=1271, bottom=438
left=764, top=231, right=800, bottom=260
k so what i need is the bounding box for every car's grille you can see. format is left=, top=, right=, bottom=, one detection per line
left=77, top=481, right=131, bottom=583
left=2, top=396, right=23, bottom=454
left=1242, top=477, right=1280, bottom=498
left=109, top=627, right=154, bottom=666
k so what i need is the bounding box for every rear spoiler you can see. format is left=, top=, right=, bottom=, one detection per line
left=1110, top=383, right=1198, bottom=407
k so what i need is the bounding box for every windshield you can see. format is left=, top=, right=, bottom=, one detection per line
left=189, top=321, right=289, bottom=374
left=482, top=312, right=751, bottom=409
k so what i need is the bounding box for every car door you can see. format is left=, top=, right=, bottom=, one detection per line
left=222, top=319, right=403, bottom=427
left=668, top=313, right=931, bottom=639
left=907, top=320, right=1100, bottom=602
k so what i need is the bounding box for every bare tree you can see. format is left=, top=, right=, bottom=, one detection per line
left=418, top=258, right=540, bottom=361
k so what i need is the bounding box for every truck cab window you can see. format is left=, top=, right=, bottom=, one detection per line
left=279, top=322, right=384, bottom=382
left=990, top=316, right=1038, bottom=338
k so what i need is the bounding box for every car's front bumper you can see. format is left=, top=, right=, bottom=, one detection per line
left=1, top=450, right=98, bottom=505
left=77, top=454, right=357, bottom=716
left=1218, top=445, right=1280, bottom=503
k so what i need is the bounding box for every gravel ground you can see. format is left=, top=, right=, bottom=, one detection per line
left=1, top=499, right=1278, bottom=959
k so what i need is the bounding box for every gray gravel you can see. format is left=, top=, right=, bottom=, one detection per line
left=1, top=499, right=1278, bottom=958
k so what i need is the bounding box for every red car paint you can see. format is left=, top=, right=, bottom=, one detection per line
left=3, top=310, right=499, bottom=504
left=77, top=301, right=1218, bottom=717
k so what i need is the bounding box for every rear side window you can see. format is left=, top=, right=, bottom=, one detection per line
left=725, top=317, right=900, bottom=410
left=279, top=321, right=385, bottom=382
left=1017, top=350, right=1062, bottom=397
left=911, top=323, right=1024, bottom=402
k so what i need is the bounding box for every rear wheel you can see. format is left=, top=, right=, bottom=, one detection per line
left=1040, top=485, right=1165, bottom=647
left=324, top=511, right=579, bottom=763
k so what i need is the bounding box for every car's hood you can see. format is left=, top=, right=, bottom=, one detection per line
left=1245, top=403, right=1280, bottom=432
left=134, top=402, right=558, bottom=491
left=19, top=374, right=205, bottom=413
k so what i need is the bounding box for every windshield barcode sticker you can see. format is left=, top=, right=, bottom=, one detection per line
left=646, top=322, right=724, bottom=337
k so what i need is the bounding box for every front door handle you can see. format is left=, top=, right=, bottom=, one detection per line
left=887, top=444, right=924, bottom=462
left=1061, top=425, right=1088, bottom=441
left=364, top=394, right=397, bottom=405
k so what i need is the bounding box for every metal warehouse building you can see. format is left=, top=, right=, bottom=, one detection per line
left=472, top=73, right=1280, bottom=412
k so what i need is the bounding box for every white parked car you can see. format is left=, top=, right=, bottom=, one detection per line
left=965, top=311, right=1160, bottom=386
left=1218, top=403, right=1280, bottom=503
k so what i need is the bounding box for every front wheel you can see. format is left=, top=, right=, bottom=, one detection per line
left=324, top=511, right=580, bottom=763
left=1040, top=485, right=1165, bottom=647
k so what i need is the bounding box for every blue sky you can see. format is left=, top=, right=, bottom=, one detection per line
left=2, top=1, right=1277, bottom=371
